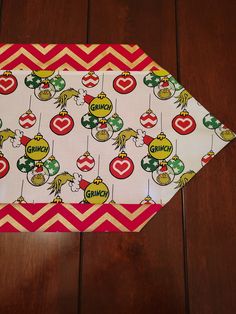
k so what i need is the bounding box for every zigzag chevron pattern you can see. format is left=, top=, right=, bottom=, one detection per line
left=0, top=43, right=162, bottom=232
left=0, top=44, right=161, bottom=71
left=0, top=203, right=162, bottom=232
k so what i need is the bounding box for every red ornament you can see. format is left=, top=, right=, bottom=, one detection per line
left=0, top=71, right=18, bottom=95
left=140, top=109, right=158, bottom=128
left=76, top=152, right=95, bottom=172
left=172, top=110, right=196, bottom=135
left=19, top=109, right=37, bottom=129
left=82, top=72, right=99, bottom=88
left=201, top=150, right=215, bottom=166
left=50, top=110, right=74, bottom=135
left=113, top=71, right=137, bottom=94
left=0, top=152, right=10, bottom=179
left=109, top=151, right=134, bottom=179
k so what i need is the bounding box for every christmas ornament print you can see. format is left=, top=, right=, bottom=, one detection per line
left=50, top=110, right=74, bottom=135
left=25, top=133, right=50, bottom=161
left=167, top=155, right=185, bottom=175
left=50, top=74, right=66, bottom=92
left=25, top=73, right=42, bottom=89
left=82, top=72, right=99, bottom=88
left=0, top=71, right=18, bottom=95
left=140, top=109, right=157, bottom=128
left=17, top=155, right=35, bottom=173
left=201, top=150, right=215, bottom=167
left=89, top=92, right=113, bottom=118
left=141, top=155, right=159, bottom=172
left=140, top=195, right=156, bottom=204
left=172, top=110, right=196, bottom=135
left=0, top=118, right=2, bottom=128
left=33, top=70, right=55, bottom=78
left=0, top=152, right=10, bottom=179
left=76, top=152, right=95, bottom=172
left=148, top=132, right=173, bottom=160
left=113, top=72, right=137, bottom=94
left=108, top=113, right=124, bottom=132
left=169, top=76, right=183, bottom=91
left=153, top=77, right=175, bottom=100
left=152, top=161, right=175, bottom=186
left=44, top=155, right=60, bottom=176
left=84, top=177, right=109, bottom=204
left=81, top=112, right=99, bottom=129
left=91, top=119, right=113, bottom=142
left=109, top=151, right=134, bottom=179
left=143, top=72, right=160, bottom=87
left=215, top=124, right=235, bottom=142
left=19, top=109, right=37, bottom=129
left=34, top=80, right=56, bottom=101
left=203, top=114, right=221, bottom=129
left=27, top=163, right=50, bottom=186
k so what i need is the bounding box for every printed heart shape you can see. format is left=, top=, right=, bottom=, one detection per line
left=53, top=117, right=72, bottom=132
left=113, top=160, right=131, bottom=176
left=0, top=160, right=7, bottom=173
left=0, top=77, right=15, bottom=91
left=175, top=117, right=193, bottom=131
left=116, top=77, right=134, bottom=91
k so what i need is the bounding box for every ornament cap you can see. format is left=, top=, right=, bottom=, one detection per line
left=48, top=155, right=55, bottom=161
left=144, top=195, right=152, bottom=201
left=157, top=132, right=166, bottom=140
left=97, top=91, right=107, bottom=99
left=83, top=151, right=90, bottom=157
left=88, top=71, right=95, bottom=75
left=146, top=108, right=153, bottom=114
left=52, top=196, right=63, bottom=203
left=100, top=118, right=107, bottom=124
left=16, top=196, right=26, bottom=203
left=109, top=200, right=116, bottom=204
left=160, top=160, right=168, bottom=166
left=26, top=109, right=33, bottom=114
left=3, top=70, right=12, bottom=76
left=180, top=109, right=189, bottom=116
left=122, top=71, right=130, bottom=76
left=36, top=161, right=44, bottom=167
left=59, top=109, right=68, bottom=116
left=208, top=150, right=215, bottom=156
left=172, top=155, right=179, bottom=160
left=93, top=176, right=103, bottom=184
left=0, top=151, right=4, bottom=157
left=118, top=151, right=127, bottom=159
left=34, top=133, right=43, bottom=140
left=112, top=113, right=119, bottom=118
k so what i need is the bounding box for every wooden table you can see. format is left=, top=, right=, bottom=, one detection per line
left=0, top=1, right=235, bottom=313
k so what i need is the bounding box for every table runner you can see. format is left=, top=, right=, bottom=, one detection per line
left=0, top=44, right=235, bottom=232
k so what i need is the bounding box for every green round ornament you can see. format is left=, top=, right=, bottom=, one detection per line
left=143, top=72, right=160, bottom=87
left=81, top=112, right=99, bottom=129
left=203, top=114, right=221, bottom=130
left=17, top=155, right=35, bottom=173
left=108, top=113, right=124, bottom=132
left=44, top=155, right=60, bottom=176
left=25, top=73, right=42, bottom=89
left=141, top=155, right=159, bottom=172
left=169, top=76, right=183, bottom=91
left=167, top=155, right=185, bottom=175
left=50, top=75, right=66, bottom=92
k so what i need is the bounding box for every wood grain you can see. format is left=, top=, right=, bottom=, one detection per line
left=177, top=1, right=236, bottom=313
left=0, top=1, right=88, bottom=313
left=80, top=1, right=186, bottom=314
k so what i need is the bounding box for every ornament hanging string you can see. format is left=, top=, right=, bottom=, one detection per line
left=160, top=112, right=163, bottom=132
left=211, top=134, right=214, bottom=151
left=51, top=140, right=54, bottom=155
left=147, top=179, right=150, bottom=196
left=101, top=73, right=104, bottom=92
left=115, top=99, right=117, bottom=114
left=97, top=154, right=100, bottom=177
left=149, top=94, right=151, bottom=110
left=28, top=95, right=32, bottom=111
left=111, top=184, right=114, bottom=201
left=175, top=139, right=178, bottom=155
left=38, top=113, right=42, bottom=133
left=86, top=135, right=89, bottom=152
left=20, top=179, right=24, bottom=197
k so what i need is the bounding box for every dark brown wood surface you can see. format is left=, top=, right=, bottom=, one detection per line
left=0, top=1, right=235, bottom=313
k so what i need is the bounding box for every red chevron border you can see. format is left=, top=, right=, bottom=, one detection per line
left=0, top=203, right=162, bottom=232
left=0, top=44, right=160, bottom=71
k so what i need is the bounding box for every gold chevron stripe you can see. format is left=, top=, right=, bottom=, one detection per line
left=0, top=47, right=159, bottom=70
left=75, top=44, right=100, bottom=54
left=37, top=213, right=78, bottom=231
left=0, top=215, right=28, bottom=231
left=31, top=44, right=57, bottom=54
left=134, top=212, right=157, bottom=232
left=120, top=44, right=139, bottom=53
left=0, top=44, right=13, bottom=54
left=84, top=213, right=130, bottom=232
left=0, top=203, right=151, bottom=222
